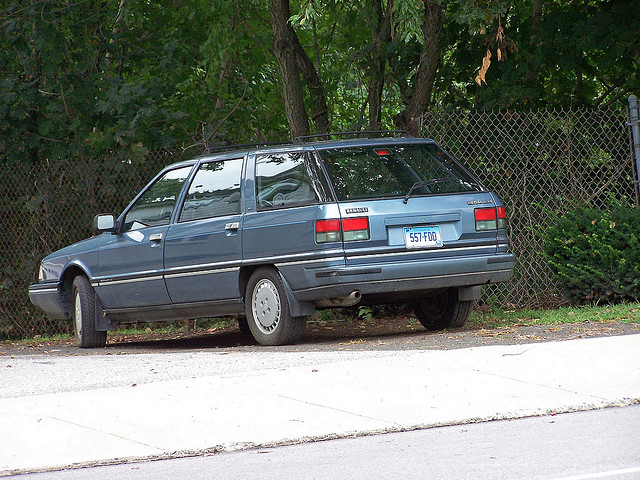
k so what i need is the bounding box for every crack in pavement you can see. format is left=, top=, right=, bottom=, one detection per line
left=274, top=394, right=401, bottom=427
left=469, top=368, right=614, bottom=402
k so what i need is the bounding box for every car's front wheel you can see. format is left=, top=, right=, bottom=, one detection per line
left=72, top=275, right=107, bottom=348
left=413, top=288, right=472, bottom=331
left=245, top=268, right=306, bottom=346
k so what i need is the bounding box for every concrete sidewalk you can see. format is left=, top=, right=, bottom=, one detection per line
left=2, top=334, right=639, bottom=476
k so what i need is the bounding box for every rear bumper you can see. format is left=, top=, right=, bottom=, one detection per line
left=28, top=283, right=67, bottom=319
left=293, top=252, right=515, bottom=302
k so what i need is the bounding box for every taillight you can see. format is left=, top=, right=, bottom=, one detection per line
left=316, top=217, right=370, bottom=243
left=342, top=217, right=370, bottom=241
left=315, top=219, right=341, bottom=243
left=497, top=206, right=507, bottom=229
left=475, top=207, right=508, bottom=231
left=475, top=207, right=497, bottom=231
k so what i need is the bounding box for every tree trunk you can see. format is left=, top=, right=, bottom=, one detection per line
left=105, top=0, right=127, bottom=75
left=292, top=34, right=330, bottom=134
left=269, top=0, right=309, bottom=139
left=367, top=0, right=393, bottom=130
left=393, top=0, right=442, bottom=137
left=532, top=0, right=543, bottom=27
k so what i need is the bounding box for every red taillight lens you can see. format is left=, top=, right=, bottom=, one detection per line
left=315, top=219, right=340, bottom=233
left=342, top=217, right=368, bottom=231
left=475, top=207, right=497, bottom=231
left=342, top=217, right=370, bottom=241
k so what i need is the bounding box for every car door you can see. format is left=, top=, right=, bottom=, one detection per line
left=95, top=165, right=193, bottom=309
left=163, top=157, right=244, bottom=303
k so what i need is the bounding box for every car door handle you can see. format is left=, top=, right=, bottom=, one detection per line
left=225, top=222, right=240, bottom=231
left=149, top=233, right=163, bottom=242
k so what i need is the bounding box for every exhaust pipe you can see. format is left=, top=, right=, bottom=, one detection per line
left=315, top=291, right=362, bottom=308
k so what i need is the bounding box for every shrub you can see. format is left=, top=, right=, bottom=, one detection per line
left=541, top=199, right=640, bottom=304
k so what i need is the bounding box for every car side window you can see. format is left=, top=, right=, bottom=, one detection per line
left=255, top=152, right=324, bottom=210
left=179, top=159, right=242, bottom=222
left=122, top=166, right=193, bottom=232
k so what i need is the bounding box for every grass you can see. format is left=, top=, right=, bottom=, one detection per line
left=6, top=318, right=234, bottom=344
left=469, top=302, right=640, bottom=329
left=6, top=303, right=639, bottom=344
left=109, top=318, right=233, bottom=337
left=15, top=333, right=72, bottom=344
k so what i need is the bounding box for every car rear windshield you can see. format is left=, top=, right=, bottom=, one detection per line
left=317, top=144, right=482, bottom=201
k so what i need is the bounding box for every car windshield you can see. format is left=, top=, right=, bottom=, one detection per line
left=317, top=144, right=482, bottom=201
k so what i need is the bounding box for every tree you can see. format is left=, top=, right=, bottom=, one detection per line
left=392, top=0, right=443, bottom=136
left=2, top=0, right=637, bottom=160
left=269, top=0, right=310, bottom=139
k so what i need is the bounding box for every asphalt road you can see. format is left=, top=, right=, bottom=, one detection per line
left=15, top=405, right=640, bottom=480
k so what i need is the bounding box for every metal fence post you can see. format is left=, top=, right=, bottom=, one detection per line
left=628, top=95, right=640, bottom=205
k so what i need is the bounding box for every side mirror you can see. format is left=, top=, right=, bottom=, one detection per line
left=93, top=214, right=117, bottom=233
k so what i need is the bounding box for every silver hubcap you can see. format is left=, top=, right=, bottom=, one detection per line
left=252, top=279, right=280, bottom=334
left=74, top=291, right=83, bottom=338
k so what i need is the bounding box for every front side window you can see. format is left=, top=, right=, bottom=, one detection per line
left=122, top=165, right=193, bottom=232
left=318, top=144, right=482, bottom=201
left=255, top=152, right=327, bottom=210
left=179, top=159, right=242, bottom=222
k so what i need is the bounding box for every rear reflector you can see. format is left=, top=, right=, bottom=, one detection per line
left=375, top=149, right=391, bottom=156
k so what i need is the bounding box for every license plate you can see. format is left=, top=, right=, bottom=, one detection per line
left=403, top=226, right=443, bottom=249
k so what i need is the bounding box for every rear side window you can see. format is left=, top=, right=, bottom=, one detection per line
left=318, top=144, right=482, bottom=201
left=255, top=152, right=328, bottom=210
left=179, top=159, right=242, bottom=222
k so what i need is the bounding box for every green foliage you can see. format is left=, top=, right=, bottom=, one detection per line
left=469, top=302, right=640, bottom=329
left=440, top=0, right=640, bottom=109
left=357, top=306, right=373, bottom=322
left=0, top=0, right=288, bottom=165
left=2, top=0, right=636, bottom=162
left=541, top=199, right=640, bottom=305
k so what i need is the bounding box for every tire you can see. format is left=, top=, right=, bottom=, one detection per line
left=245, top=268, right=306, bottom=346
left=71, top=275, right=107, bottom=348
left=413, top=288, right=472, bottom=331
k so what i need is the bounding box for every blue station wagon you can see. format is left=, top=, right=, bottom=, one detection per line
left=29, top=134, right=515, bottom=347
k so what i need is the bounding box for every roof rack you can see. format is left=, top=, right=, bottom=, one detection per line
left=200, top=130, right=413, bottom=155
left=201, top=141, right=289, bottom=155
left=294, top=130, right=413, bottom=143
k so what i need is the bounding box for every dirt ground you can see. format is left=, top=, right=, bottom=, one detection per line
left=2, top=313, right=639, bottom=357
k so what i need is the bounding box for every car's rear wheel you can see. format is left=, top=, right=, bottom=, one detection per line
left=245, top=268, right=306, bottom=346
left=413, top=288, right=472, bottom=331
left=72, top=275, right=107, bottom=348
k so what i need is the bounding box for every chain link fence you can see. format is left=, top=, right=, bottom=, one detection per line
left=424, top=108, right=638, bottom=308
left=1, top=107, right=637, bottom=339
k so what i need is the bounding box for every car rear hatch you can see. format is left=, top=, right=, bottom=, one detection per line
left=315, top=141, right=506, bottom=267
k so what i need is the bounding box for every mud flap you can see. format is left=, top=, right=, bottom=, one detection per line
left=279, top=272, right=316, bottom=318
left=95, top=294, right=116, bottom=331
left=458, top=285, right=482, bottom=301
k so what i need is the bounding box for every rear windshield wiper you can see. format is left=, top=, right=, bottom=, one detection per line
left=403, top=177, right=454, bottom=204
left=463, top=180, right=485, bottom=191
